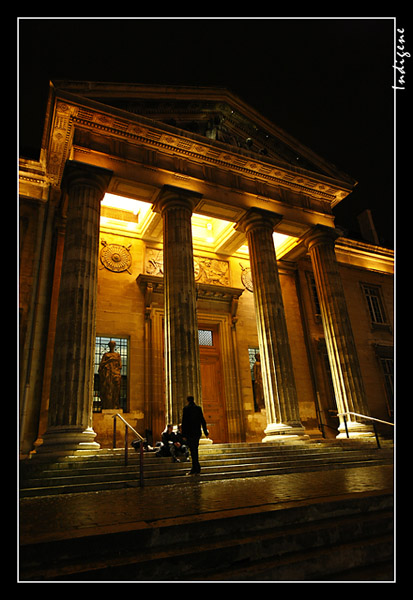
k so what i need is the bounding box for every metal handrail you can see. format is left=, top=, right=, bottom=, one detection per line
left=337, top=412, right=394, bottom=427
left=113, top=413, right=145, bottom=487
left=337, top=411, right=394, bottom=449
left=113, top=412, right=145, bottom=441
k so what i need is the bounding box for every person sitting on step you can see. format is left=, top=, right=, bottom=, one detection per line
left=170, top=424, right=189, bottom=463
left=154, top=424, right=175, bottom=458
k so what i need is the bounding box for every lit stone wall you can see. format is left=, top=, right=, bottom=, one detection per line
left=92, top=234, right=322, bottom=445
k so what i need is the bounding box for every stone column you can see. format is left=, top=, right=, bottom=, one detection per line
left=237, top=208, right=305, bottom=441
left=153, top=185, right=202, bottom=426
left=39, top=161, right=112, bottom=454
left=304, top=225, right=373, bottom=438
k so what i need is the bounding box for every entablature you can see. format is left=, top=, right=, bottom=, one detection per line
left=19, top=157, right=50, bottom=203
left=136, top=273, right=244, bottom=316
left=42, top=84, right=355, bottom=217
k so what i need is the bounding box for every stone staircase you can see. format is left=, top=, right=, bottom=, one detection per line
left=19, top=489, right=394, bottom=581
left=19, top=438, right=393, bottom=498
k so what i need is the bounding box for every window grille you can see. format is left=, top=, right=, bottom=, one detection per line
left=93, top=336, right=128, bottom=412
left=248, top=347, right=260, bottom=379
left=248, top=347, right=261, bottom=412
left=198, top=329, right=213, bottom=346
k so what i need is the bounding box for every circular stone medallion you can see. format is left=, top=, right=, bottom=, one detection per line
left=100, top=243, right=132, bottom=273
left=240, top=265, right=253, bottom=292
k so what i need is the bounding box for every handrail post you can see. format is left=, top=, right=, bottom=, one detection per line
left=139, top=441, right=144, bottom=487
left=320, top=422, right=326, bottom=439
left=372, top=421, right=381, bottom=449
left=112, top=413, right=145, bottom=486
left=125, top=425, right=128, bottom=466
left=343, top=413, right=349, bottom=438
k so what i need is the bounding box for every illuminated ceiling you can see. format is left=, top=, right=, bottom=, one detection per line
left=100, top=193, right=298, bottom=259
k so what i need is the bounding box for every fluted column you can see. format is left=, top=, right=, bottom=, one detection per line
left=237, top=208, right=305, bottom=441
left=39, top=161, right=112, bottom=454
left=153, top=185, right=202, bottom=425
left=304, top=225, right=373, bottom=438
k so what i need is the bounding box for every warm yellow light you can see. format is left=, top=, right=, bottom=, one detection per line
left=102, top=193, right=150, bottom=216
left=238, top=234, right=298, bottom=258
left=191, top=213, right=233, bottom=248
left=273, top=232, right=290, bottom=247
left=273, top=232, right=299, bottom=259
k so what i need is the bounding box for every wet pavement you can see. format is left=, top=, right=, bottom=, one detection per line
left=19, top=465, right=393, bottom=546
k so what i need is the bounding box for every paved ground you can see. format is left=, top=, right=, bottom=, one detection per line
left=19, top=465, right=394, bottom=546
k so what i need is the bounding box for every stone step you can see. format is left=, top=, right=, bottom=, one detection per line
left=24, top=444, right=390, bottom=472
left=23, top=454, right=390, bottom=486
left=23, top=439, right=391, bottom=470
left=19, top=491, right=394, bottom=581
left=20, top=443, right=393, bottom=497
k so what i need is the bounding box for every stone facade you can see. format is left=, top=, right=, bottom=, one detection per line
left=19, top=82, right=394, bottom=455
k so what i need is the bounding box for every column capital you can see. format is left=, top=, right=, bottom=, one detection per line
left=61, top=160, right=113, bottom=196
left=153, top=184, right=203, bottom=215
left=236, top=207, right=283, bottom=235
left=302, top=224, right=341, bottom=251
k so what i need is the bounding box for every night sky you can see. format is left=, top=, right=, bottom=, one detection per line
left=19, top=17, right=405, bottom=248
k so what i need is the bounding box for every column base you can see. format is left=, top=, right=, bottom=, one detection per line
left=336, top=419, right=375, bottom=439
left=262, top=422, right=308, bottom=443
left=35, top=425, right=100, bottom=456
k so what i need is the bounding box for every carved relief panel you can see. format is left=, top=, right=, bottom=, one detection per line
left=145, top=248, right=230, bottom=286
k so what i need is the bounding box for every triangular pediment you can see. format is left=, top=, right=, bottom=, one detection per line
left=52, top=81, right=355, bottom=187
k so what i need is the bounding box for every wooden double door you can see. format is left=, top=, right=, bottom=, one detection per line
left=199, top=324, right=228, bottom=444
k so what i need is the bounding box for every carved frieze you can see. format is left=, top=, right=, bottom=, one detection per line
left=145, top=248, right=230, bottom=286
left=71, top=106, right=347, bottom=204
left=47, top=102, right=76, bottom=185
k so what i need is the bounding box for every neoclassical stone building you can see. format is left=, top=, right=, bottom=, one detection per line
left=19, top=82, right=394, bottom=456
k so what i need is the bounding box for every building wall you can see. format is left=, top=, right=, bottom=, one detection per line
left=340, top=263, right=393, bottom=423
left=296, top=255, right=394, bottom=435
left=19, top=200, right=42, bottom=362
left=91, top=227, right=379, bottom=447
left=19, top=197, right=394, bottom=452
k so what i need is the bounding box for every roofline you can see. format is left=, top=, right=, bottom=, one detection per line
left=51, top=80, right=357, bottom=188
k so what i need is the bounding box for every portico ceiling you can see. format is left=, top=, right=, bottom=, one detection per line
left=100, top=192, right=300, bottom=259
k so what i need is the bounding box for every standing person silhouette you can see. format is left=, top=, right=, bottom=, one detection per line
left=181, top=395, right=209, bottom=475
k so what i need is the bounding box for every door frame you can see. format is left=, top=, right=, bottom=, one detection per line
left=145, top=309, right=245, bottom=443
left=197, top=312, right=245, bottom=443
left=198, top=323, right=228, bottom=443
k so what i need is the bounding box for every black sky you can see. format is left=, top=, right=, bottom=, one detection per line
left=19, top=17, right=405, bottom=247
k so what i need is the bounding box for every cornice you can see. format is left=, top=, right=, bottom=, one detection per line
left=44, top=89, right=353, bottom=208
left=136, top=273, right=244, bottom=304
left=19, top=157, right=49, bottom=202
left=335, top=237, right=394, bottom=257
left=334, top=237, right=394, bottom=274
left=52, top=81, right=356, bottom=184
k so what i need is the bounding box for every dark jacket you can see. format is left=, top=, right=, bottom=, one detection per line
left=173, top=432, right=187, bottom=446
left=181, top=402, right=208, bottom=438
left=161, top=430, right=175, bottom=445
